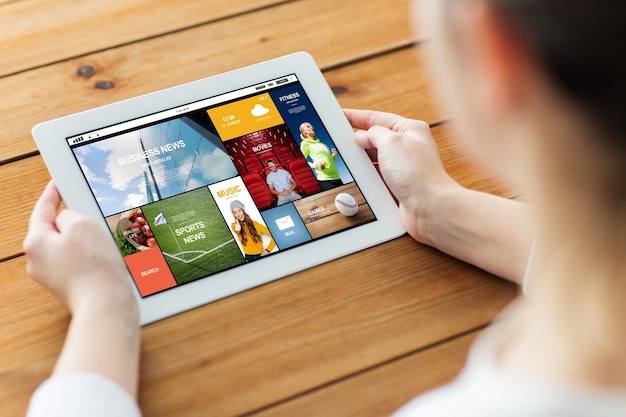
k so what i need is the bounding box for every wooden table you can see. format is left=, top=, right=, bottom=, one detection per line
left=0, top=1, right=519, bottom=416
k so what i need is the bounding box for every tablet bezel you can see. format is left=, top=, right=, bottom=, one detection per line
left=32, top=51, right=405, bottom=325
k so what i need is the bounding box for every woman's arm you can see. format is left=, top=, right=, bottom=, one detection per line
left=23, top=181, right=141, bottom=396
left=345, top=109, right=534, bottom=284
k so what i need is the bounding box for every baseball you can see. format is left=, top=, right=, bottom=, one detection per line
left=334, top=193, right=359, bottom=216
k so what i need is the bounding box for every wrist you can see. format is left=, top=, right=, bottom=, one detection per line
left=59, top=281, right=141, bottom=398
left=412, top=180, right=466, bottom=247
left=71, top=276, right=139, bottom=326
left=75, top=296, right=139, bottom=328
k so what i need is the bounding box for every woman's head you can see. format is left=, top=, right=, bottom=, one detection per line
left=299, top=122, right=315, bottom=139
left=417, top=0, right=626, bottom=207
left=485, top=1, right=626, bottom=145
left=230, top=200, right=247, bottom=221
left=232, top=206, right=245, bottom=222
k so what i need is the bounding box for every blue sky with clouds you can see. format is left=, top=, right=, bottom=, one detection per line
left=74, top=117, right=237, bottom=217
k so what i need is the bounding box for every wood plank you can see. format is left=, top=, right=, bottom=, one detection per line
left=0, top=0, right=415, bottom=164
left=0, top=0, right=292, bottom=77
left=0, top=236, right=518, bottom=417
left=250, top=332, right=479, bottom=417
left=0, top=0, right=27, bottom=5
left=327, top=47, right=450, bottom=122
left=0, top=155, right=48, bottom=260
left=0, top=123, right=511, bottom=261
left=0, top=256, right=68, bottom=417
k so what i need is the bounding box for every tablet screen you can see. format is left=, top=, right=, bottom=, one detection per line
left=66, top=74, right=377, bottom=297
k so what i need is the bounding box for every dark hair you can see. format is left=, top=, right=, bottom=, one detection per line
left=489, top=0, right=626, bottom=151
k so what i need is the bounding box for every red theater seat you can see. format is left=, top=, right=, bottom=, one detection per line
left=241, top=172, right=274, bottom=209
left=243, top=155, right=264, bottom=175
left=233, top=158, right=246, bottom=174
left=274, top=146, right=294, bottom=165
left=288, top=158, right=321, bottom=195
left=258, top=151, right=277, bottom=167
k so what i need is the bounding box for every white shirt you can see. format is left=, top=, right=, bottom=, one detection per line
left=266, top=168, right=293, bottom=192
left=393, top=304, right=626, bottom=417
left=27, top=373, right=141, bottom=417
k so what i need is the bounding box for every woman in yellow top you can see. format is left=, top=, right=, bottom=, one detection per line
left=229, top=199, right=276, bottom=262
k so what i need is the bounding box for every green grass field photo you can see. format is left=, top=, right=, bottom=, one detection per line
left=140, top=187, right=245, bottom=285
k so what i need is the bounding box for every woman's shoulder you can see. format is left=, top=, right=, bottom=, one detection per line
left=394, top=364, right=626, bottom=417
left=392, top=303, right=626, bottom=417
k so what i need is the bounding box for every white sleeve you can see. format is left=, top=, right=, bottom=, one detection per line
left=26, top=373, right=141, bottom=417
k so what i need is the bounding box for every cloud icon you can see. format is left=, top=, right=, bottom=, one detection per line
left=251, top=104, right=270, bottom=117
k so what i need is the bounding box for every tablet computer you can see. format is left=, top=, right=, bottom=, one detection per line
left=32, top=52, right=405, bottom=325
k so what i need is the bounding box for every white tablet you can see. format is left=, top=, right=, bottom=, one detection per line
left=33, top=52, right=405, bottom=325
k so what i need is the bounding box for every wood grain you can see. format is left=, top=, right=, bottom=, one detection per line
left=250, top=332, right=479, bottom=417
left=294, top=183, right=375, bottom=239
left=0, top=237, right=517, bottom=417
left=0, top=0, right=292, bottom=77
left=327, top=46, right=449, bottom=123
left=0, top=0, right=414, bottom=163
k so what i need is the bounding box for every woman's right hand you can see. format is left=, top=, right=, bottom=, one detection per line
left=344, top=109, right=460, bottom=242
left=345, top=109, right=534, bottom=284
